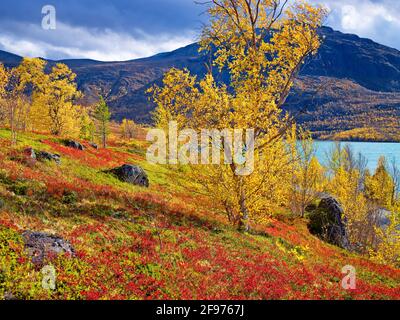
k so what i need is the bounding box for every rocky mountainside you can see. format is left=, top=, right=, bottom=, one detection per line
left=287, top=76, right=400, bottom=140
left=302, top=27, right=400, bottom=92
left=1, top=26, right=400, bottom=139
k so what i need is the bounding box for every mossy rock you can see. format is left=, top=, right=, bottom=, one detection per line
left=307, top=196, right=349, bottom=249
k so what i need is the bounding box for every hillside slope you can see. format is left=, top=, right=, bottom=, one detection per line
left=0, top=129, right=399, bottom=300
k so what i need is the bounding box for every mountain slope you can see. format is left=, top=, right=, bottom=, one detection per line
left=0, top=50, right=22, bottom=67
left=302, top=27, right=400, bottom=92
left=287, top=76, right=400, bottom=141
left=1, top=27, right=400, bottom=139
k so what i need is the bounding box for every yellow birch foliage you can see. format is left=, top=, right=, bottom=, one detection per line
left=17, top=59, right=82, bottom=137
left=0, top=64, right=7, bottom=96
left=0, top=64, right=8, bottom=122
left=328, top=165, right=369, bottom=250
left=289, top=129, right=327, bottom=217
left=121, top=119, right=137, bottom=139
left=365, top=157, right=395, bottom=207
left=369, top=206, right=400, bottom=267
left=150, top=1, right=327, bottom=230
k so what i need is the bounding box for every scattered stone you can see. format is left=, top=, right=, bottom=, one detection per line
left=66, top=140, right=83, bottom=150
left=107, top=164, right=149, bottom=188
left=23, top=147, right=36, bottom=160
left=3, top=292, right=16, bottom=300
left=22, top=231, right=75, bottom=267
left=308, top=195, right=349, bottom=249
left=89, top=142, right=98, bottom=149
left=36, top=151, right=61, bottom=165
left=64, top=140, right=85, bottom=151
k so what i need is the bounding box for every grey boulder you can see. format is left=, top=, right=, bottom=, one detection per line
left=65, top=140, right=85, bottom=151
left=23, top=147, right=36, bottom=160
left=36, top=151, right=61, bottom=165
left=108, top=164, right=149, bottom=188
left=22, top=231, right=75, bottom=267
left=308, top=196, right=349, bottom=249
left=89, top=142, right=98, bottom=149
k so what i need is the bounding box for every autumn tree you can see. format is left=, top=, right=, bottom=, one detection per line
left=369, top=209, right=400, bottom=267
left=389, top=159, right=400, bottom=205
left=325, top=145, right=400, bottom=260
left=18, top=58, right=51, bottom=133
left=94, top=96, right=111, bottom=148
left=79, top=105, right=96, bottom=142
left=0, top=63, right=8, bottom=125
left=365, top=157, right=395, bottom=207
left=121, top=118, right=136, bottom=139
left=0, top=62, right=32, bottom=145
left=1, top=59, right=47, bottom=143
left=325, top=144, right=370, bottom=249
left=150, top=0, right=326, bottom=231
left=1, top=58, right=87, bottom=141
left=15, top=58, right=82, bottom=137
left=289, top=130, right=326, bottom=217
left=44, top=63, right=81, bottom=135
left=325, top=142, right=348, bottom=174
left=15, top=58, right=48, bottom=134
left=367, top=159, right=400, bottom=266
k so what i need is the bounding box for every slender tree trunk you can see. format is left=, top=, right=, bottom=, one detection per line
left=10, top=103, right=16, bottom=146
left=229, top=163, right=250, bottom=232
left=238, top=186, right=250, bottom=232
left=391, top=185, right=396, bottom=206
left=102, top=121, right=106, bottom=148
left=301, top=189, right=307, bottom=218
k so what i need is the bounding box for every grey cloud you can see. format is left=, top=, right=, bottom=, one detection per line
left=312, top=0, right=400, bottom=49
left=0, top=0, right=398, bottom=61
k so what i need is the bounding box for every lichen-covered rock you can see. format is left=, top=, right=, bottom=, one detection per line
left=22, top=231, right=75, bottom=267
left=65, top=140, right=85, bottom=151
left=36, top=151, right=61, bottom=165
left=3, top=292, right=16, bottom=300
left=308, top=196, right=349, bottom=249
left=108, top=164, right=149, bottom=188
left=23, top=147, right=36, bottom=160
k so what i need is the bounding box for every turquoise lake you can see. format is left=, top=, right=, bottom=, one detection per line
left=313, top=141, right=400, bottom=173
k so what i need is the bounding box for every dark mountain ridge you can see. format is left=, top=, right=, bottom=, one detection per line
left=1, top=26, right=400, bottom=139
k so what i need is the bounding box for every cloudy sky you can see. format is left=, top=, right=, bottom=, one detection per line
left=0, top=0, right=399, bottom=61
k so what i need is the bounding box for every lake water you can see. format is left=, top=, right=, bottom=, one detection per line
left=314, top=141, right=400, bottom=173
